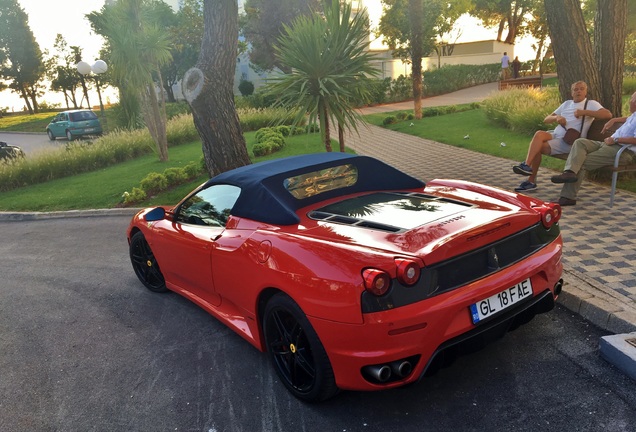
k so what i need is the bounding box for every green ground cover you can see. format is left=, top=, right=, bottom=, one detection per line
left=363, top=109, right=566, bottom=174
left=0, top=131, right=328, bottom=211
left=2, top=84, right=634, bottom=211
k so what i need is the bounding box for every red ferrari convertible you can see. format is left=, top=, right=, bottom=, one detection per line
left=127, top=153, right=563, bottom=402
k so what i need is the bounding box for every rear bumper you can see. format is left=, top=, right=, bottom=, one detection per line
left=308, top=240, right=562, bottom=391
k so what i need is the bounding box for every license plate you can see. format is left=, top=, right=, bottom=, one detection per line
left=470, top=278, right=533, bottom=324
left=85, top=128, right=95, bottom=132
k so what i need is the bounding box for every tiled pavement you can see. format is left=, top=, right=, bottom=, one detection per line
left=349, top=86, right=636, bottom=335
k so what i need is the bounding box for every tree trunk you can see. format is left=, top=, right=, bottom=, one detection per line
left=338, top=123, right=345, bottom=152
left=320, top=106, right=332, bottom=152
left=595, top=0, right=627, bottom=116
left=497, top=20, right=505, bottom=41
left=533, top=41, right=542, bottom=74
left=409, top=0, right=423, bottom=120
left=544, top=0, right=599, bottom=102
left=184, top=0, right=250, bottom=176
left=141, top=80, right=169, bottom=162
left=164, top=82, right=176, bottom=103
left=20, top=89, right=33, bottom=115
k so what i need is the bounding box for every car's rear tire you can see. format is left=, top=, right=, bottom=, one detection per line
left=263, top=293, right=338, bottom=402
left=129, top=231, right=167, bottom=293
left=47, top=129, right=55, bottom=141
left=66, top=130, right=74, bottom=141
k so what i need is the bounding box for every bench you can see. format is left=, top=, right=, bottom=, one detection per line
left=550, top=120, right=636, bottom=207
left=498, top=76, right=542, bottom=90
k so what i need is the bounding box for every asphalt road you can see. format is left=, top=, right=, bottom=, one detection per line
left=1, top=215, right=635, bottom=432
left=0, top=131, right=66, bottom=156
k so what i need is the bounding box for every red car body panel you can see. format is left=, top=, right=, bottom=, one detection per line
left=127, top=154, right=563, bottom=393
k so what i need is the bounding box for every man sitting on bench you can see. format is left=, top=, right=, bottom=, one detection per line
left=550, top=91, right=636, bottom=206
left=511, top=81, right=611, bottom=192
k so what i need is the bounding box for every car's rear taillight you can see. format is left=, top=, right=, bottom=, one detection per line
left=395, top=258, right=421, bottom=286
left=362, top=269, right=391, bottom=296
left=537, top=203, right=561, bottom=228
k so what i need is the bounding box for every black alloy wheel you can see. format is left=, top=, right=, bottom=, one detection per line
left=129, top=231, right=167, bottom=293
left=66, top=130, right=74, bottom=141
left=47, top=129, right=55, bottom=141
left=263, top=293, right=338, bottom=402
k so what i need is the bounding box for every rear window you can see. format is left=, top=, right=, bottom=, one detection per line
left=69, top=111, right=98, bottom=121
left=284, top=164, right=357, bottom=199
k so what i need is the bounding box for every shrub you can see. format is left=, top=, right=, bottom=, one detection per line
left=306, top=123, right=320, bottom=133
left=238, top=80, right=255, bottom=97
left=390, top=75, right=412, bottom=101
left=164, top=167, right=188, bottom=184
left=236, top=89, right=277, bottom=109
left=423, top=64, right=501, bottom=97
left=383, top=116, right=397, bottom=125
left=122, top=187, right=147, bottom=206
left=165, top=102, right=191, bottom=119
left=184, top=160, right=204, bottom=178
left=423, top=107, right=442, bottom=117
left=276, top=125, right=291, bottom=137
left=253, top=127, right=286, bottom=156
left=237, top=107, right=304, bottom=132
left=291, top=126, right=307, bottom=135
left=252, top=142, right=273, bottom=156
left=396, top=111, right=408, bottom=120
left=367, top=78, right=391, bottom=105
left=481, top=86, right=560, bottom=134
left=140, top=172, right=168, bottom=194
left=255, top=127, right=275, bottom=143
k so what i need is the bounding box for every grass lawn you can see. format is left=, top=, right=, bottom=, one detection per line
left=1, top=103, right=634, bottom=212
left=364, top=109, right=566, bottom=173
left=0, top=131, right=330, bottom=211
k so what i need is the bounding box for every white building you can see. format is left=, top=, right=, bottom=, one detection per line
left=351, top=0, right=515, bottom=80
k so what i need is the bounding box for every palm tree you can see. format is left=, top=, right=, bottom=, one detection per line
left=88, top=0, right=172, bottom=161
left=267, top=0, right=379, bottom=152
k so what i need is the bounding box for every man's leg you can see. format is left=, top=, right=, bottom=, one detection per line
left=560, top=140, right=624, bottom=200
left=519, top=131, right=552, bottom=183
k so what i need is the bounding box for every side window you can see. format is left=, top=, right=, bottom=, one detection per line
left=177, top=184, right=241, bottom=227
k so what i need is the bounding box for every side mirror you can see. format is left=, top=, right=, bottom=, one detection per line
left=144, top=207, right=166, bottom=222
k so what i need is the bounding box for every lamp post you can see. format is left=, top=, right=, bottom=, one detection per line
left=76, top=60, right=108, bottom=133
left=76, top=60, right=92, bottom=109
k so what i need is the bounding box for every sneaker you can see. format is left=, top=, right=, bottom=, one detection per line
left=514, top=180, right=538, bottom=192
left=551, top=170, right=578, bottom=183
left=513, top=162, right=533, bottom=176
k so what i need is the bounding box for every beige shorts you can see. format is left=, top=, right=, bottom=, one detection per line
left=548, top=138, right=571, bottom=155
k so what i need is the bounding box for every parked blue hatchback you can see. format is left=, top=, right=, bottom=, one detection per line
left=46, top=110, right=103, bottom=141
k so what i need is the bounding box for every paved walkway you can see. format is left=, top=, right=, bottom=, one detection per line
left=348, top=83, right=636, bottom=334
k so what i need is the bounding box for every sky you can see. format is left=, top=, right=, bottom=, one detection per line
left=1, top=0, right=179, bottom=111
left=1, top=0, right=535, bottom=112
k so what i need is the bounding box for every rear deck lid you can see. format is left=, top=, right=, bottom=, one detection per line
left=308, top=191, right=471, bottom=232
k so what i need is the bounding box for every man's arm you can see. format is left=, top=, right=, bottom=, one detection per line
left=576, top=107, right=611, bottom=120
left=602, top=116, right=629, bottom=133
left=545, top=113, right=566, bottom=127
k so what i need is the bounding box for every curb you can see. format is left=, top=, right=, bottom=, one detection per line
left=0, top=208, right=141, bottom=221
left=559, top=269, right=636, bottom=334
left=599, top=333, right=636, bottom=381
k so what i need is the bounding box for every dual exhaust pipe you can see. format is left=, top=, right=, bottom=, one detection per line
left=363, top=359, right=413, bottom=383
